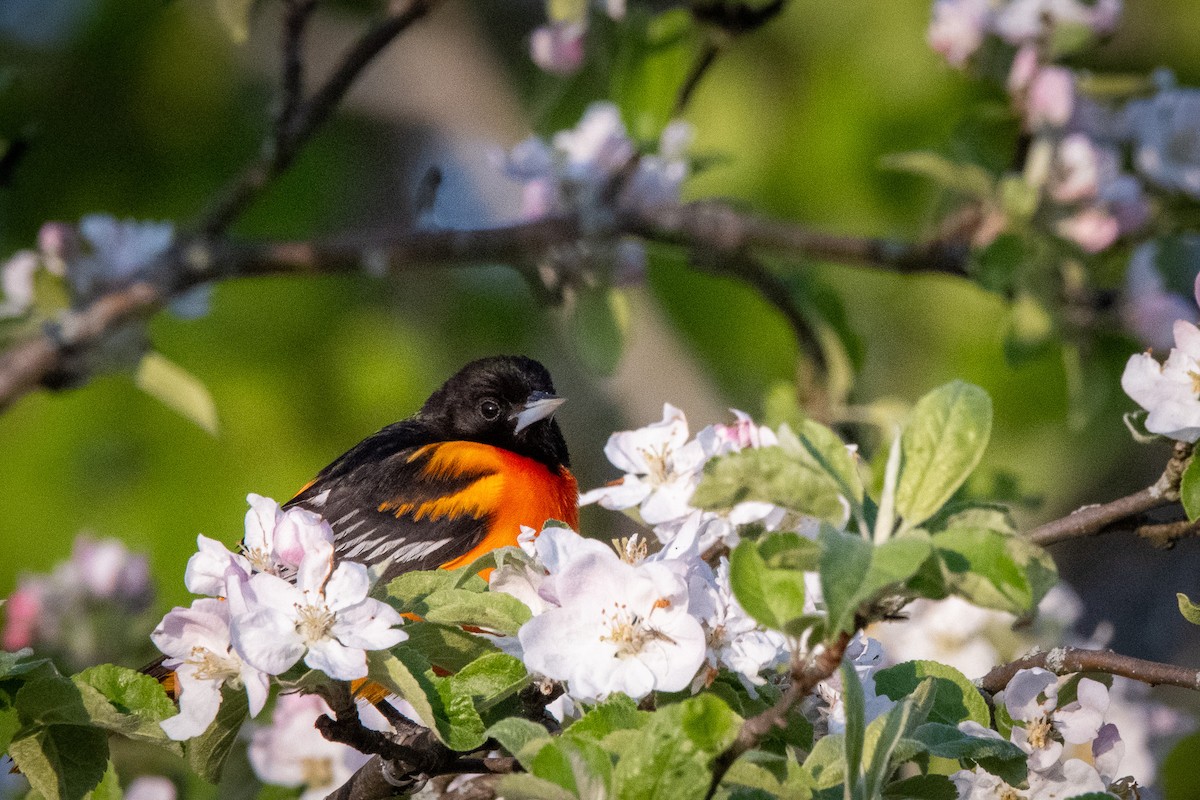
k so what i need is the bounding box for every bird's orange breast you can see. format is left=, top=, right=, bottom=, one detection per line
left=400, top=441, right=578, bottom=571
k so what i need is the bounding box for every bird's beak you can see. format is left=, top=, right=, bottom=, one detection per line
left=512, top=391, right=566, bottom=433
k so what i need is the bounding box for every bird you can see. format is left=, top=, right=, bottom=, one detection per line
left=150, top=355, right=576, bottom=701
left=284, top=354, right=578, bottom=581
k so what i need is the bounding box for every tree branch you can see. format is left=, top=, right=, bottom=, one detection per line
left=1026, top=442, right=1193, bottom=546
left=0, top=201, right=971, bottom=415
left=978, top=646, right=1200, bottom=694
left=315, top=683, right=516, bottom=800
left=705, top=630, right=853, bottom=800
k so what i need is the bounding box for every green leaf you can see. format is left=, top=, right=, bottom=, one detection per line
left=860, top=685, right=929, bottom=800
left=1181, top=455, right=1200, bottom=522
left=819, top=527, right=873, bottom=636
left=1177, top=593, right=1200, bottom=625
left=840, top=662, right=865, bottom=797
left=565, top=695, right=646, bottom=742
left=530, top=736, right=613, bottom=798
left=873, top=661, right=990, bottom=728
left=74, top=666, right=177, bottom=720
left=882, top=774, right=956, bottom=800
left=422, top=588, right=532, bottom=636
left=14, top=676, right=91, bottom=727
left=136, top=352, right=219, bottom=435
left=87, top=762, right=122, bottom=800
left=0, top=649, right=49, bottom=680
left=0, top=705, right=19, bottom=752
left=385, top=570, right=467, bottom=611
left=728, top=539, right=808, bottom=634
left=895, top=382, right=993, bottom=533
left=214, top=0, right=256, bottom=42
left=931, top=526, right=1057, bottom=614
left=819, top=527, right=932, bottom=636
left=803, top=733, right=845, bottom=791
left=370, top=650, right=485, bottom=751
left=908, top=723, right=1027, bottom=784
left=447, top=653, right=528, bottom=712
left=693, top=444, right=849, bottom=526
left=184, top=686, right=249, bottom=784
left=487, top=717, right=553, bottom=771
left=613, top=695, right=741, bottom=800
left=879, top=151, right=994, bottom=199
left=8, top=724, right=109, bottom=800
left=568, top=285, right=630, bottom=376
left=786, top=420, right=865, bottom=510
left=495, top=773, right=578, bottom=800
left=1163, top=729, right=1200, bottom=800
left=398, top=621, right=501, bottom=673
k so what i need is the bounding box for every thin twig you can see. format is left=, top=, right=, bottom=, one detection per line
left=1136, top=516, right=1200, bottom=549
left=275, top=0, right=320, bottom=157
left=978, top=647, right=1200, bottom=693
left=1027, top=442, right=1193, bottom=546
left=705, top=630, right=853, bottom=800
left=198, top=0, right=440, bottom=235
left=673, top=39, right=721, bottom=117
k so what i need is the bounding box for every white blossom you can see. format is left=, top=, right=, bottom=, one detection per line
left=815, top=635, right=895, bottom=735
left=1121, top=318, right=1200, bottom=441
left=517, top=528, right=706, bottom=702
left=231, top=541, right=406, bottom=680
left=151, top=597, right=270, bottom=740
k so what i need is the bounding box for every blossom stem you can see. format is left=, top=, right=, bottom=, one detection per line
left=1027, top=441, right=1193, bottom=546
left=978, top=646, right=1200, bottom=694
left=705, top=630, right=854, bottom=800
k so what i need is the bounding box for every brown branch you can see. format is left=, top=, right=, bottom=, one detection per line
left=198, top=0, right=440, bottom=236
left=0, top=202, right=971, bottom=415
left=1026, top=442, right=1193, bottom=546
left=627, top=202, right=969, bottom=273
left=1136, top=516, right=1200, bottom=549
left=316, top=683, right=516, bottom=800
left=978, top=647, right=1200, bottom=694
left=705, top=630, right=853, bottom=800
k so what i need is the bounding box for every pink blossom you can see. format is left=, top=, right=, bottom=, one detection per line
left=530, top=22, right=585, bottom=75
left=928, top=0, right=990, bottom=68
left=2, top=581, right=44, bottom=650
left=1026, top=67, right=1075, bottom=129
left=1056, top=207, right=1119, bottom=253
left=1006, top=44, right=1039, bottom=94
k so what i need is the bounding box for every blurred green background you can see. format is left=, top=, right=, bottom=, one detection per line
left=1, top=0, right=1199, bottom=662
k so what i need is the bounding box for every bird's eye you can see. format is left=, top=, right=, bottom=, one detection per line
left=480, top=398, right=502, bottom=421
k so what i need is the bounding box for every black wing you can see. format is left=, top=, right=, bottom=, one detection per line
left=284, top=420, right=497, bottom=582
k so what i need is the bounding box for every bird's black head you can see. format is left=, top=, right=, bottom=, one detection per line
left=420, top=355, right=570, bottom=469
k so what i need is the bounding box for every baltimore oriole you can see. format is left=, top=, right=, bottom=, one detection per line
left=285, top=354, right=577, bottom=580
left=154, top=355, right=577, bottom=702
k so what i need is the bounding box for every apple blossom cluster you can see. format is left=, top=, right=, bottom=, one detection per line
left=579, top=403, right=798, bottom=554
left=951, top=669, right=1128, bottom=799
left=150, top=494, right=405, bottom=740
left=2, top=534, right=154, bottom=671
left=928, top=0, right=1121, bottom=70
left=0, top=215, right=208, bottom=326
left=490, top=523, right=790, bottom=704
left=498, top=103, right=690, bottom=281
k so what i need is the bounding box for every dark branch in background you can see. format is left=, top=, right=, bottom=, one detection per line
left=199, top=0, right=440, bottom=236
left=1027, top=442, right=1193, bottom=546
left=275, top=0, right=319, bottom=157
left=979, top=647, right=1200, bottom=693
left=705, top=629, right=854, bottom=800
left=0, top=202, right=972, bottom=415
